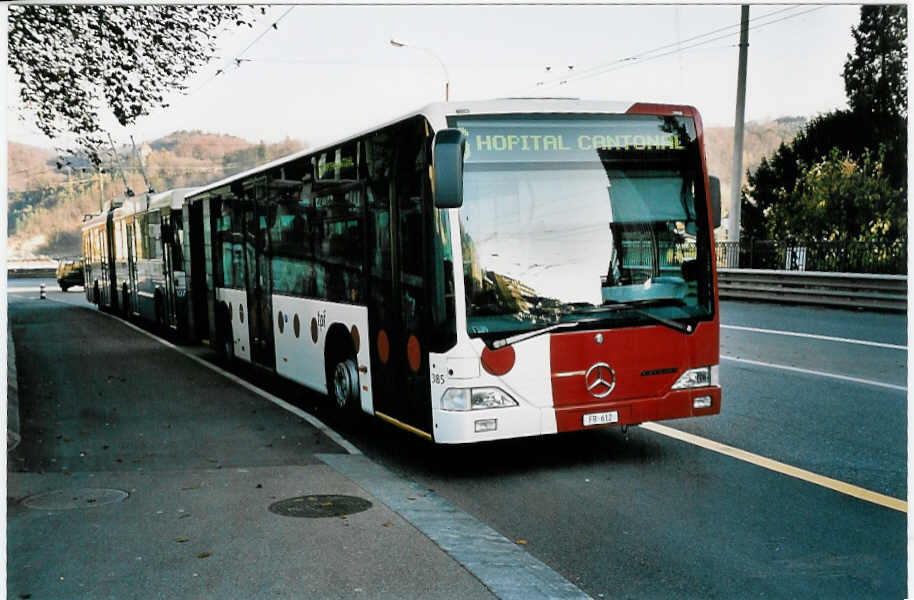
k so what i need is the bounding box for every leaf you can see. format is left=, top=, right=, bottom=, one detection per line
left=515, top=539, right=528, bottom=545
left=197, top=552, right=211, bottom=559
left=175, top=537, right=189, bottom=543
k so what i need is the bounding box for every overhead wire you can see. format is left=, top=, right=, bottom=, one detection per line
left=566, top=5, right=826, bottom=85
left=190, top=6, right=297, bottom=94
left=509, top=4, right=821, bottom=96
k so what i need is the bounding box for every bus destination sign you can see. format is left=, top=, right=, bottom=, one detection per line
left=454, top=116, right=694, bottom=163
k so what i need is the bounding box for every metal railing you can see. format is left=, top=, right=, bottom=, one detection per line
left=716, top=239, right=906, bottom=275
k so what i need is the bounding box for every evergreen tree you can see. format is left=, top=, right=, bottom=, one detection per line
left=740, top=5, right=907, bottom=259
left=843, top=5, right=908, bottom=120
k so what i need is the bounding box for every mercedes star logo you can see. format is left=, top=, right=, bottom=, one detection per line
left=585, top=362, right=616, bottom=398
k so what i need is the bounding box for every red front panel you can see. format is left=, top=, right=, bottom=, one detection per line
left=550, top=321, right=720, bottom=432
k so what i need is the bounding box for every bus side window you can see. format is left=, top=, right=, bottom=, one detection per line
left=171, top=211, right=184, bottom=271
left=364, top=132, right=393, bottom=279
left=147, top=212, right=161, bottom=259
left=135, top=215, right=146, bottom=259
left=214, top=199, right=235, bottom=288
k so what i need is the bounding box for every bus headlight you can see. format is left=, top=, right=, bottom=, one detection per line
left=441, top=387, right=519, bottom=411
left=671, top=365, right=719, bottom=389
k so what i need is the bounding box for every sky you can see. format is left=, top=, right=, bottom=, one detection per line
left=6, top=3, right=863, bottom=152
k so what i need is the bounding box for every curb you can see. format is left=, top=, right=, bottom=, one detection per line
left=8, top=327, right=21, bottom=452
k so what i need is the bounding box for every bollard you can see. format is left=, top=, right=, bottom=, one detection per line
left=39, top=283, right=46, bottom=300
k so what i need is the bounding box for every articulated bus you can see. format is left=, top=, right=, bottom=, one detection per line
left=84, top=98, right=722, bottom=443
left=83, top=188, right=197, bottom=332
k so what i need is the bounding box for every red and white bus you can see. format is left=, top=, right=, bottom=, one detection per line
left=87, top=98, right=722, bottom=443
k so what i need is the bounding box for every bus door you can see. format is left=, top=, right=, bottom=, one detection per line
left=187, top=200, right=209, bottom=342
left=160, top=210, right=180, bottom=329
left=125, top=218, right=139, bottom=315
left=242, top=195, right=276, bottom=370
left=366, top=120, right=434, bottom=437
left=103, top=213, right=118, bottom=310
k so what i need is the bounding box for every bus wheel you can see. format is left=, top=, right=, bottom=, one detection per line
left=122, top=285, right=130, bottom=318
left=93, top=282, right=100, bottom=305
left=154, top=292, right=165, bottom=331
left=330, top=357, right=359, bottom=412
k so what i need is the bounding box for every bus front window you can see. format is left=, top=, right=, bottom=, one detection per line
left=452, top=114, right=714, bottom=340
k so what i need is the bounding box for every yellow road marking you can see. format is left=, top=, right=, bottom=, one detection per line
left=375, top=411, right=433, bottom=441
left=641, top=422, right=906, bottom=513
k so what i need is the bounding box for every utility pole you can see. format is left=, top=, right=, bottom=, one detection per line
left=727, top=5, right=750, bottom=247
left=97, top=170, right=105, bottom=212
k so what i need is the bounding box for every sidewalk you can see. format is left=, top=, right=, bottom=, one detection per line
left=6, top=296, right=495, bottom=600
left=8, top=463, right=494, bottom=599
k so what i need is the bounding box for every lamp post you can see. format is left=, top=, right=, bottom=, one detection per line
left=390, top=38, right=450, bottom=101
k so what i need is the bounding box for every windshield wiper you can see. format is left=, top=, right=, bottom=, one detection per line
left=488, top=298, right=692, bottom=349
left=600, top=298, right=692, bottom=333
left=489, top=318, right=601, bottom=349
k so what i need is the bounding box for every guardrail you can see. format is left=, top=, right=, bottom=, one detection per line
left=7, top=259, right=58, bottom=279
left=719, top=269, right=907, bottom=311
left=7, top=267, right=56, bottom=278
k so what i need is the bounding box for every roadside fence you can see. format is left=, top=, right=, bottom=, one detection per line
left=716, top=239, right=906, bottom=275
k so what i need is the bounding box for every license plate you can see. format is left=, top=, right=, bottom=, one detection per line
left=583, top=410, right=619, bottom=426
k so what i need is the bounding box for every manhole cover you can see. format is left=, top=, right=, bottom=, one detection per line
left=269, top=494, right=372, bottom=518
left=21, top=488, right=128, bottom=510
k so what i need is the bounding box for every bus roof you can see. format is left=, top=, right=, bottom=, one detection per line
left=185, top=98, right=697, bottom=201
left=81, top=186, right=200, bottom=231
left=117, top=186, right=199, bottom=215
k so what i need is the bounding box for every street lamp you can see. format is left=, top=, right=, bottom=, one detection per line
left=390, top=38, right=450, bottom=101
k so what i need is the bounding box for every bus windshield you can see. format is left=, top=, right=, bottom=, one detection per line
left=451, top=113, right=714, bottom=339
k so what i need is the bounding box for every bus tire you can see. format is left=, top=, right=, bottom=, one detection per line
left=154, top=291, right=165, bottom=332
left=93, top=282, right=100, bottom=305
left=122, top=284, right=130, bottom=318
left=60, top=283, right=69, bottom=293
left=330, top=357, right=360, bottom=413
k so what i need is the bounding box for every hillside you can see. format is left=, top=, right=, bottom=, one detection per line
left=7, top=131, right=306, bottom=259
left=7, top=117, right=807, bottom=259
left=704, top=116, right=807, bottom=228
left=8, top=141, right=68, bottom=192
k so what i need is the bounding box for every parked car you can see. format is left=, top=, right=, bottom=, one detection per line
left=56, top=259, right=84, bottom=292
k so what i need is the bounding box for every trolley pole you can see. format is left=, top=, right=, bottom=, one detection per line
left=727, top=5, right=750, bottom=246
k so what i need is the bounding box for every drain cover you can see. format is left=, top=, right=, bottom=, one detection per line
left=22, top=488, right=128, bottom=510
left=269, top=494, right=372, bottom=518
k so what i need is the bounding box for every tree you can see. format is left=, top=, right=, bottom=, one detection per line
left=767, top=148, right=904, bottom=244
left=9, top=5, right=255, bottom=166
left=740, top=6, right=907, bottom=253
left=843, top=5, right=908, bottom=120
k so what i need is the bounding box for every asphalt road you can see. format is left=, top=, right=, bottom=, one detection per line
left=341, top=302, right=907, bottom=598
left=8, top=280, right=907, bottom=598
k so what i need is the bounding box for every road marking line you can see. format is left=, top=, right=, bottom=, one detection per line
left=721, top=355, right=907, bottom=392
left=54, top=299, right=363, bottom=455
left=641, top=422, right=907, bottom=513
left=722, top=324, right=906, bottom=350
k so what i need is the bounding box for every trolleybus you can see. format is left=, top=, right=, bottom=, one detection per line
left=85, top=98, right=722, bottom=443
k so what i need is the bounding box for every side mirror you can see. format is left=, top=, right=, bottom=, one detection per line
left=432, top=128, right=466, bottom=208
left=708, top=175, right=722, bottom=228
